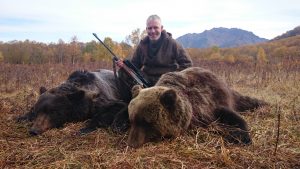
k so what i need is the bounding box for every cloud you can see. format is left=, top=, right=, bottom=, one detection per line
left=0, top=0, right=299, bottom=43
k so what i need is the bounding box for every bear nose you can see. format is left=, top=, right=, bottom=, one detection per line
left=29, top=129, right=39, bottom=136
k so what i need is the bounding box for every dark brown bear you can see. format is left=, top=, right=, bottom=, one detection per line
left=127, top=67, right=267, bottom=148
left=17, top=69, right=129, bottom=135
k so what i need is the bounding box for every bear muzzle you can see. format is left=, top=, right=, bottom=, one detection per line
left=127, top=125, right=146, bottom=148
left=29, top=114, right=52, bottom=135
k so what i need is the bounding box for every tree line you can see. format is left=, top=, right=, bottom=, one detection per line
left=0, top=30, right=299, bottom=65
left=0, top=37, right=134, bottom=64
left=0, top=28, right=148, bottom=65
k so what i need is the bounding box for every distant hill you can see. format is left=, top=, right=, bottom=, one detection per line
left=186, top=33, right=300, bottom=63
left=176, top=27, right=268, bottom=48
left=272, top=26, right=300, bottom=41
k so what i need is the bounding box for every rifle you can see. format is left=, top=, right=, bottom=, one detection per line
left=92, top=33, right=149, bottom=88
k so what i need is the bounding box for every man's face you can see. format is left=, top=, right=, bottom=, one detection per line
left=146, top=19, right=163, bottom=41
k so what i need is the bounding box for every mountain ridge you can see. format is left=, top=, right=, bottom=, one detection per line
left=176, top=27, right=268, bottom=48
left=272, top=26, right=300, bottom=41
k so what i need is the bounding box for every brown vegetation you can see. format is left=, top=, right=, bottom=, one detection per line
left=0, top=57, right=299, bottom=168
left=0, top=33, right=299, bottom=168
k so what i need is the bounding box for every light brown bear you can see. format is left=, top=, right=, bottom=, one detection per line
left=127, top=67, right=267, bottom=148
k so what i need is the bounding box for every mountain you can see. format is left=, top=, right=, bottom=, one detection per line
left=272, top=26, right=300, bottom=41
left=176, top=27, right=268, bottom=48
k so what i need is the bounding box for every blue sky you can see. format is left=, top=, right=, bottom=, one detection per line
left=0, top=0, right=299, bottom=43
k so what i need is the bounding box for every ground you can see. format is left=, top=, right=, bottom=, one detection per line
left=0, top=62, right=299, bottom=168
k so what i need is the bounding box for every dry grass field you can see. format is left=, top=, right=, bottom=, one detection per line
left=0, top=61, right=299, bottom=169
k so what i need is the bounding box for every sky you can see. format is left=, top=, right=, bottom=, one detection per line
left=0, top=0, right=299, bottom=43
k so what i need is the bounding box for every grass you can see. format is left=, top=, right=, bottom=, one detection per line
left=0, top=61, right=299, bottom=168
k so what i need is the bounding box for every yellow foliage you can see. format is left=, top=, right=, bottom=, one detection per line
left=256, top=47, right=268, bottom=64
left=81, top=53, right=92, bottom=63
left=209, top=52, right=222, bottom=61
left=224, top=55, right=235, bottom=63
left=0, top=51, right=4, bottom=62
left=235, top=55, right=254, bottom=63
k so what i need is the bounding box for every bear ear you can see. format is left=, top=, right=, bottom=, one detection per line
left=159, top=89, right=177, bottom=111
left=131, top=85, right=142, bottom=98
left=67, top=90, right=85, bottom=102
left=39, top=86, right=47, bottom=95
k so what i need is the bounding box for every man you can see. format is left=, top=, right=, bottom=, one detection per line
left=117, top=15, right=192, bottom=102
left=131, top=14, right=193, bottom=86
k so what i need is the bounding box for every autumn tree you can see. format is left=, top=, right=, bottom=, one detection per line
left=81, top=53, right=92, bottom=63
left=101, top=37, right=115, bottom=61
left=235, top=54, right=254, bottom=63
left=224, top=55, right=235, bottom=63
left=0, top=51, right=4, bottom=62
left=3, top=40, right=27, bottom=63
left=54, top=39, right=66, bottom=64
left=209, top=46, right=222, bottom=61
left=69, top=36, right=81, bottom=64
left=256, top=47, right=268, bottom=65
left=82, top=41, right=98, bottom=62
left=125, top=28, right=147, bottom=48
left=119, top=42, right=133, bottom=58
left=113, top=43, right=124, bottom=58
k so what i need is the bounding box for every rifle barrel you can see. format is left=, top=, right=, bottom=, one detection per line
left=92, top=33, right=118, bottom=61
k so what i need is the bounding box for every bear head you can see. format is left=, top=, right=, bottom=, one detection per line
left=127, top=85, right=193, bottom=148
left=29, top=85, right=93, bottom=135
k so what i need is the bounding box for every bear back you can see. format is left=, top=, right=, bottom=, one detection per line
left=155, top=67, right=235, bottom=126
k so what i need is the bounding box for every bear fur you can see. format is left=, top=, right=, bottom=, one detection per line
left=17, top=69, right=129, bottom=135
left=127, top=67, right=267, bottom=148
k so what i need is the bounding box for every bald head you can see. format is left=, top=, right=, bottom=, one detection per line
left=146, top=15, right=162, bottom=25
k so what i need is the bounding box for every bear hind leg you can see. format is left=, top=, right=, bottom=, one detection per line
left=213, top=106, right=252, bottom=145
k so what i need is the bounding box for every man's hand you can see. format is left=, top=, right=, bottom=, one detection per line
left=115, top=59, right=124, bottom=67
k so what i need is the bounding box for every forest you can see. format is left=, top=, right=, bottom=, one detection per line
left=0, top=31, right=299, bottom=65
